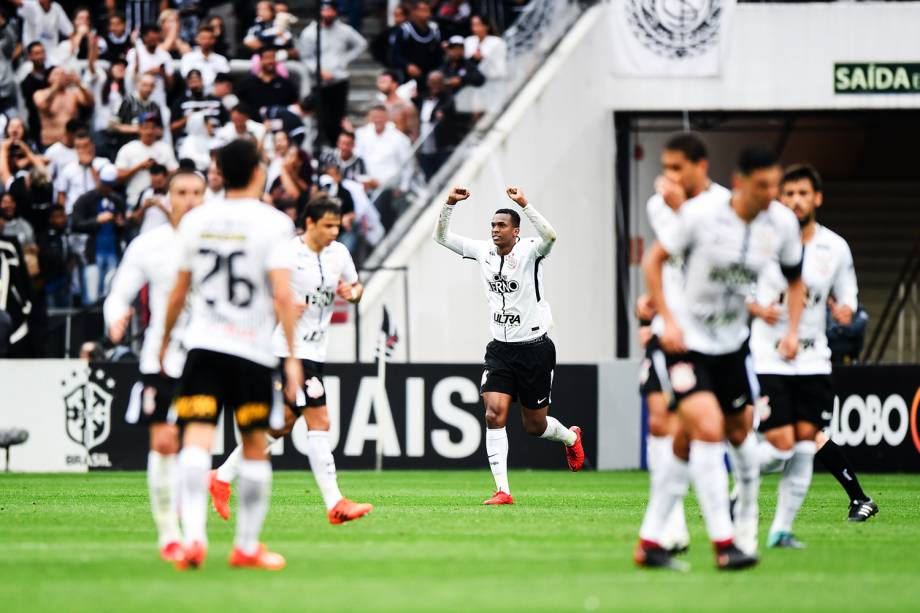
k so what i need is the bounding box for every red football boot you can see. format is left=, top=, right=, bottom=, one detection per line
left=483, top=491, right=514, bottom=505
left=159, top=541, right=183, bottom=563
left=174, top=541, right=207, bottom=571
left=565, top=426, right=585, bottom=472
left=327, top=498, right=374, bottom=525
left=208, top=470, right=232, bottom=521
left=229, top=544, right=286, bottom=570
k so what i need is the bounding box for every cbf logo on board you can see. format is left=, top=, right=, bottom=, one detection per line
left=62, top=368, right=114, bottom=467
left=627, top=0, right=722, bottom=59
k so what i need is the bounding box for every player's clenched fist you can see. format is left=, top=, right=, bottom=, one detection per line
left=447, top=186, right=471, bottom=205
left=505, top=186, right=528, bottom=207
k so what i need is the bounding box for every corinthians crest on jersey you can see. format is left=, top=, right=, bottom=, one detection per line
left=627, top=0, right=723, bottom=59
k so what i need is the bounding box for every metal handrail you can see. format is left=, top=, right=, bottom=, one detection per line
left=862, top=235, right=920, bottom=362
left=871, top=251, right=920, bottom=364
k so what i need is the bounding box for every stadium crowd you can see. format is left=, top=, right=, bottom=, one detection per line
left=0, top=0, right=517, bottom=357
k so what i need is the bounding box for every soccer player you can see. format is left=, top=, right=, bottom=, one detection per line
left=749, top=164, right=877, bottom=547
left=433, top=185, right=585, bottom=505
left=103, top=169, right=206, bottom=563
left=160, top=139, right=304, bottom=570
left=208, top=195, right=373, bottom=525
left=637, top=132, right=731, bottom=554
left=636, top=146, right=806, bottom=571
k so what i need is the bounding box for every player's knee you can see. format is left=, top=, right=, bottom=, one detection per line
left=484, top=405, right=504, bottom=428
left=150, top=426, right=179, bottom=455
left=305, top=409, right=330, bottom=431
left=647, top=403, right=669, bottom=437
left=767, top=429, right=795, bottom=452
left=726, top=427, right=748, bottom=447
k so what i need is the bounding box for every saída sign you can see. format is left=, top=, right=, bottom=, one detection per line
left=834, top=63, right=920, bottom=94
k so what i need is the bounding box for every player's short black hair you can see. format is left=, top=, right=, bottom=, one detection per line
left=664, top=132, right=708, bottom=163
left=149, top=163, right=168, bottom=175
left=493, top=208, right=520, bottom=228
left=737, top=145, right=779, bottom=176
left=781, top=163, right=823, bottom=193
left=300, top=194, right=342, bottom=228
left=216, top=140, right=261, bottom=190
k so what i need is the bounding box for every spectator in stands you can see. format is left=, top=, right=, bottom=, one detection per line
left=33, top=67, right=94, bottom=148
left=370, top=3, right=408, bottom=67
left=180, top=25, right=230, bottom=93
left=1, top=138, right=53, bottom=233
left=55, top=130, right=108, bottom=214
left=91, top=58, right=127, bottom=158
left=463, top=15, right=507, bottom=115
left=377, top=70, right=419, bottom=140
left=53, top=6, right=107, bottom=65
left=14, top=0, right=73, bottom=49
left=0, top=192, right=37, bottom=255
left=263, top=102, right=309, bottom=147
left=320, top=130, right=367, bottom=183
left=206, top=14, right=230, bottom=58
left=20, top=42, right=51, bottom=144
left=0, top=11, right=17, bottom=117
left=204, top=158, right=224, bottom=201
left=355, top=104, right=412, bottom=192
left=440, top=35, right=484, bottom=95
left=125, top=0, right=161, bottom=35
left=102, top=12, right=132, bottom=63
left=266, top=128, right=291, bottom=191
left=114, top=113, right=179, bottom=208
left=126, top=24, right=175, bottom=107
left=234, top=46, right=297, bottom=113
left=111, top=73, right=164, bottom=144
left=215, top=103, right=267, bottom=150
left=72, top=164, right=126, bottom=303
left=172, top=0, right=204, bottom=43
left=433, top=0, right=471, bottom=39
left=299, top=0, right=367, bottom=146
left=4, top=118, right=38, bottom=156
left=268, top=145, right=311, bottom=210
left=158, top=9, right=192, bottom=58
left=416, top=70, right=460, bottom=179
left=243, top=1, right=297, bottom=61
left=212, top=72, right=238, bottom=113
left=170, top=69, right=226, bottom=143
left=130, top=162, right=169, bottom=234
left=37, top=204, right=75, bottom=308
left=177, top=111, right=217, bottom=171
left=391, top=1, right=443, bottom=90
left=43, top=118, right=79, bottom=181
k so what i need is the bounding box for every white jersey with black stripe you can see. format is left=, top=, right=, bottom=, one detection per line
left=177, top=198, right=295, bottom=367
left=646, top=182, right=731, bottom=335
left=271, top=238, right=358, bottom=362
left=656, top=196, right=803, bottom=355
left=751, top=224, right=858, bottom=375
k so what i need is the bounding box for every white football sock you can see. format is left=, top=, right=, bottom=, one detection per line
left=235, top=459, right=272, bottom=556
left=306, top=431, right=343, bottom=510
left=147, top=450, right=181, bottom=547
left=757, top=439, right=794, bottom=474
left=215, top=435, right=278, bottom=483
left=727, top=432, right=761, bottom=523
left=216, top=445, right=243, bottom=483
left=486, top=427, right=510, bottom=494
left=639, top=451, right=690, bottom=544
left=646, top=434, right=672, bottom=473
left=770, top=440, right=816, bottom=535
left=689, top=440, right=733, bottom=544
left=540, top=416, right=576, bottom=446
left=178, top=446, right=211, bottom=546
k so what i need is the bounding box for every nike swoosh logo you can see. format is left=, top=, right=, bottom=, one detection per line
left=537, top=397, right=548, bottom=404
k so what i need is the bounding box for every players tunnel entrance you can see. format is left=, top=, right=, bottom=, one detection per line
left=613, top=110, right=920, bottom=363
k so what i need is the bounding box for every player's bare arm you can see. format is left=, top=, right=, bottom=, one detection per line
left=748, top=301, right=782, bottom=326
left=337, top=280, right=364, bottom=303
left=778, top=276, right=805, bottom=360
left=271, top=268, right=305, bottom=404
left=159, top=270, right=191, bottom=372
left=506, top=186, right=557, bottom=255
left=642, top=241, right=686, bottom=354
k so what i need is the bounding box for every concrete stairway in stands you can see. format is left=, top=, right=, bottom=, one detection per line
left=819, top=181, right=920, bottom=363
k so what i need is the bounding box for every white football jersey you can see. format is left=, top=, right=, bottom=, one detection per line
left=178, top=198, right=295, bottom=367
left=751, top=224, right=857, bottom=375
left=104, top=224, right=186, bottom=377
left=456, top=236, right=552, bottom=342
left=657, top=196, right=803, bottom=355
left=271, top=238, right=358, bottom=362
left=646, top=182, right=731, bottom=335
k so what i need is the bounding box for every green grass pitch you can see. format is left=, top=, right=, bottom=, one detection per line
left=1, top=470, right=917, bottom=612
